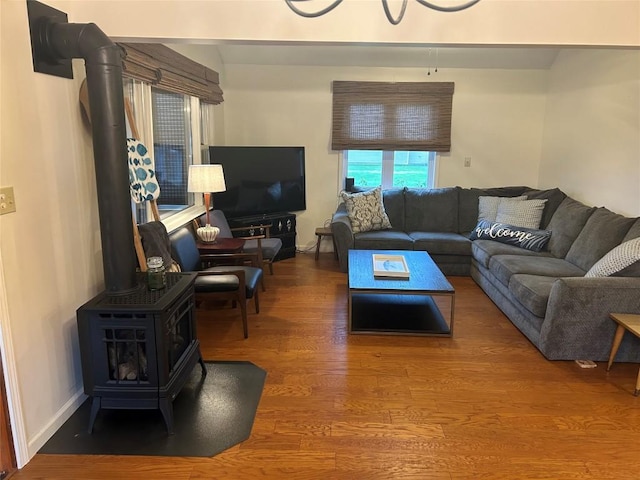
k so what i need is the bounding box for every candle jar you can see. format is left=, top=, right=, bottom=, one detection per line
left=146, top=256, right=166, bottom=290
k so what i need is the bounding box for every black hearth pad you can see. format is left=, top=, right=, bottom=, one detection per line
left=39, top=361, right=266, bottom=457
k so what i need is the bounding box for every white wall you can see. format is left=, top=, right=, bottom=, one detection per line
left=222, top=64, right=548, bottom=248
left=1, top=0, right=638, bottom=469
left=539, top=49, right=640, bottom=216
left=1, top=0, right=103, bottom=465
left=70, top=1, right=640, bottom=48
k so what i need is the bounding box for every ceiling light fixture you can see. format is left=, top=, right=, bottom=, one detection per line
left=285, top=0, right=481, bottom=26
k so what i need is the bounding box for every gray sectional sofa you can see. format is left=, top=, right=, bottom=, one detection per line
left=331, top=186, right=640, bottom=362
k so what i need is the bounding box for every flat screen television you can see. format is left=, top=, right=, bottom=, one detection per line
left=208, top=146, right=306, bottom=219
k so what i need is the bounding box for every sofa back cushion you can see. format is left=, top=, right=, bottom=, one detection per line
left=545, top=197, right=595, bottom=258
left=565, top=207, right=636, bottom=271
left=405, top=187, right=458, bottom=232
left=381, top=188, right=406, bottom=231
left=458, top=187, right=484, bottom=233
left=622, top=218, right=640, bottom=242
left=522, top=188, right=567, bottom=229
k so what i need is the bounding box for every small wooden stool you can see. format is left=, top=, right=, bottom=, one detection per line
left=315, top=227, right=337, bottom=261
left=607, top=313, right=640, bottom=396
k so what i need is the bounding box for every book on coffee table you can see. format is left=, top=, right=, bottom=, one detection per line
left=372, top=254, right=410, bottom=278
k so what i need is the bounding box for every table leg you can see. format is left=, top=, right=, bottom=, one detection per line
left=635, top=367, right=640, bottom=396
left=607, top=325, right=626, bottom=371
left=315, top=234, right=321, bottom=261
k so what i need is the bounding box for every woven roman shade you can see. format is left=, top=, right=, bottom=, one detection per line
left=332, top=81, right=454, bottom=152
left=118, top=43, right=224, bottom=104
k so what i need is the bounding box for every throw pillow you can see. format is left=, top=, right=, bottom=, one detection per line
left=341, top=186, right=392, bottom=234
left=478, top=196, right=526, bottom=223
left=585, top=237, right=640, bottom=277
left=495, top=198, right=548, bottom=229
left=470, top=220, right=552, bottom=252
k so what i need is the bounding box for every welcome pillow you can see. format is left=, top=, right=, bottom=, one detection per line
left=470, top=220, right=552, bottom=252
left=341, top=186, right=392, bottom=234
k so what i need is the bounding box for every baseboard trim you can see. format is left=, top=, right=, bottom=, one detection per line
left=27, top=389, right=86, bottom=462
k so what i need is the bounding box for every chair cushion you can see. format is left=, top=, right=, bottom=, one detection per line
left=243, top=237, right=283, bottom=259
left=204, top=266, right=263, bottom=296
left=209, top=210, right=234, bottom=237
left=169, top=227, right=203, bottom=272
left=194, top=274, right=240, bottom=293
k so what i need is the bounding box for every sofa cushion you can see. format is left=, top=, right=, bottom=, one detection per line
left=489, top=255, right=585, bottom=287
left=471, top=239, right=552, bottom=269
left=458, top=187, right=485, bottom=233
left=354, top=230, right=414, bottom=251
left=509, top=274, right=557, bottom=318
left=341, top=186, right=392, bottom=233
left=470, top=220, right=551, bottom=252
left=545, top=197, right=596, bottom=259
left=565, top=207, right=636, bottom=271
left=495, top=199, right=548, bottom=229
left=622, top=218, right=640, bottom=242
left=482, top=186, right=530, bottom=197
left=405, top=187, right=458, bottom=232
left=409, top=231, right=472, bottom=256
left=478, top=196, right=526, bottom=223
left=522, top=188, right=567, bottom=229
left=381, top=188, right=406, bottom=231
left=585, top=237, right=640, bottom=278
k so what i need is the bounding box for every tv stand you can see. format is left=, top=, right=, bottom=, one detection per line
left=228, top=212, right=296, bottom=261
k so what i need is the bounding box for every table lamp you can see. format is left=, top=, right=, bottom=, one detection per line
left=188, top=164, right=226, bottom=243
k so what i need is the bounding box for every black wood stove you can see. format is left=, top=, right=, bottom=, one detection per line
left=77, top=272, right=206, bottom=434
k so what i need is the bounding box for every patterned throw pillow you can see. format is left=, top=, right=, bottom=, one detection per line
left=478, top=196, right=526, bottom=222
left=495, top=198, right=548, bottom=229
left=469, top=220, right=551, bottom=252
left=585, top=238, right=640, bottom=277
left=341, top=186, right=392, bottom=234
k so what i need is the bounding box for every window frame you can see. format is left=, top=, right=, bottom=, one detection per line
left=341, top=150, right=438, bottom=191
left=125, top=79, right=208, bottom=233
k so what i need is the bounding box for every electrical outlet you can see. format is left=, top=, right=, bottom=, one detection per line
left=0, top=186, right=16, bottom=215
left=464, top=157, right=472, bottom=167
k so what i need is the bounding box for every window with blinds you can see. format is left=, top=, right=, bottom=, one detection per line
left=151, top=88, right=193, bottom=211
left=332, top=81, right=454, bottom=152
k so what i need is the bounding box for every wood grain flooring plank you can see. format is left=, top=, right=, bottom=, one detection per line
left=10, top=254, right=640, bottom=479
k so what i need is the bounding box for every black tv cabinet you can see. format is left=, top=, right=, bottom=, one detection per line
left=228, top=212, right=296, bottom=261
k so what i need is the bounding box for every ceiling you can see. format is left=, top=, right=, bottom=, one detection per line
left=210, top=44, right=562, bottom=70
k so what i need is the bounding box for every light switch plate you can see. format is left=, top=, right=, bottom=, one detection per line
left=0, top=186, right=16, bottom=215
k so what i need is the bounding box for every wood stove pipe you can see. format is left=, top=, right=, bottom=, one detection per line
left=33, top=18, right=137, bottom=294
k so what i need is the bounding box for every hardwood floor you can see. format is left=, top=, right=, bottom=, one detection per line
left=13, top=253, right=640, bottom=479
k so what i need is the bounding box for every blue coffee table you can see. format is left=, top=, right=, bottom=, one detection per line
left=348, top=250, right=455, bottom=336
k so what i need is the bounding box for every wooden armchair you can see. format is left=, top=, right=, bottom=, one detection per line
left=169, top=227, right=263, bottom=339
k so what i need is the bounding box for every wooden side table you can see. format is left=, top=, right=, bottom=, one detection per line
left=197, top=238, right=245, bottom=254
left=607, top=313, right=640, bottom=396
left=315, top=227, right=337, bottom=261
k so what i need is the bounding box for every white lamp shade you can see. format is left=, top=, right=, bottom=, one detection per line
left=188, top=164, right=226, bottom=193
